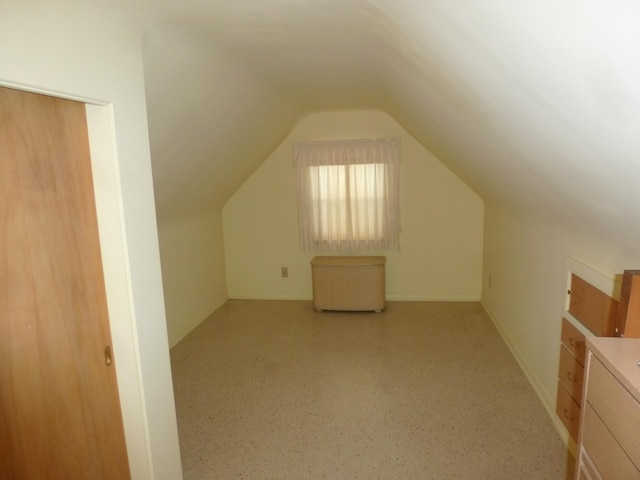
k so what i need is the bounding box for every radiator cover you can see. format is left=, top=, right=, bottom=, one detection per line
left=310, top=256, right=386, bottom=312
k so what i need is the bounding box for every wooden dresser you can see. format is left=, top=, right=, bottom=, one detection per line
left=575, top=337, right=640, bottom=480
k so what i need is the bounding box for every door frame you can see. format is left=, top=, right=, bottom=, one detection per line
left=1, top=81, right=152, bottom=479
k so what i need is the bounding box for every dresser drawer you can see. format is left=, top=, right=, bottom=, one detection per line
left=556, top=381, right=580, bottom=441
left=560, top=317, right=587, bottom=365
left=558, top=345, right=585, bottom=402
left=582, top=403, right=640, bottom=479
left=577, top=447, right=602, bottom=480
left=586, top=355, right=640, bottom=469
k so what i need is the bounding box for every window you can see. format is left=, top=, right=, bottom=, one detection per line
left=294, top=137, right=400, bottom=251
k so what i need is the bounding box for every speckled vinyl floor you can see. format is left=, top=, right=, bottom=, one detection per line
left=170, top=300, right=573, bottom=479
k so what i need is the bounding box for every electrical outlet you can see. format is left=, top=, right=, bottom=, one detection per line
left=488, top=275, right=492, bottom=288
left=281, top=267, right=288, bottom=278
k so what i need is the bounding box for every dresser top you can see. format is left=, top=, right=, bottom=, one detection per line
left=587, top=337, right=640, bottom=403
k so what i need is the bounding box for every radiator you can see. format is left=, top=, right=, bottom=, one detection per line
left=310, top=256, right=386, bottom=312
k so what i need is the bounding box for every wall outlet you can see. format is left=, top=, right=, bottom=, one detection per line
left=281, top=267, right=288, bottom=278
left=488, top=275, right=492, bottom=288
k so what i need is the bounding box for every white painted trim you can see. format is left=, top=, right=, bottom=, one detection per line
left=386, top=293, right=482, bottom=302
left=565, top=256, right=621, bottom=300
left=228, top=293, right=313, bottom=301
left=227, top=293, right=481, bottom=302
left=85, top=104, right=153, bottom=479
left=0, top=77, right=108, bottom=105
left=168, top=297, right=229, bottom=348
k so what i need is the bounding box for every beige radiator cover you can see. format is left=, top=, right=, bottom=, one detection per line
left=310, top=256, right=386, bottom=312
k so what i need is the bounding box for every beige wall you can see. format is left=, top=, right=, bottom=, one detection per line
left=0, top=2, right=182, bottom=478
left=223, top=110, right=484, bottom=301
left=159, top=211, right=228, bottom=347
left=482, top=200, right=640, bottom=442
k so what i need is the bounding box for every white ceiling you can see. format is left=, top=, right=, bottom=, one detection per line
left=140, top=0, right=640, bottom=250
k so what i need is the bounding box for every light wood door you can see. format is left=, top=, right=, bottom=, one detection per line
left=0, top=87, right=130, bottom=479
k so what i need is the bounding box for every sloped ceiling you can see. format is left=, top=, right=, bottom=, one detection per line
left=141, top=0, right=640, bottom=249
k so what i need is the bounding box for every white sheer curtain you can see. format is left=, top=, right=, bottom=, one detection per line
left=294, top=137, right=400, bottom=252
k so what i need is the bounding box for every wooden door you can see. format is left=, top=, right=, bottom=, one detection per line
left=0, top=87, right=130, bottom=479
left=568, top=273, right=618, bottom=336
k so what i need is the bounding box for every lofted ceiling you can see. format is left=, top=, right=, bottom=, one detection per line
left=140, top=0, right=640, bottom=250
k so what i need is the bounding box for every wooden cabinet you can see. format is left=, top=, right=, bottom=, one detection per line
left=568, top=273, right=618, bottom=337
left=575, top=338, right=640, bottom=480
left=561, top=317, right=588, bottom=364
left=557, top=318, right=587, bottom=440
left=559, top=345, right=585, bottom=400
left=557, top=261, right=640, bottom=446
left=615, top=270, right=640, bottom=338
left=558, top=269, right=618, bottom=443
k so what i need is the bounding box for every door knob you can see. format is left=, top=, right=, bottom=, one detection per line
left=104, top=345, right=113, bottom=366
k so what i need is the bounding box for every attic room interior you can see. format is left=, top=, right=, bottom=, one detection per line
left=2, top=1, right=640, bottom=479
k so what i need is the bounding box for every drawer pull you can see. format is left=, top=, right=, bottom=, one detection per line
left=563, top=408, right=576, bottom=421
left=566, top=371, right=578, bottom=383
left=568, top=337, right=580, bottom=348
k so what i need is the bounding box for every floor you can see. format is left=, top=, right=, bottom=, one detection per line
left=170, top=300, right=573, bottom=479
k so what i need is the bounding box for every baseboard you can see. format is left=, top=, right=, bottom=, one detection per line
left=228, top=292, right=481, bottom=302
left=169, top=298, right=229, bottom=348
left=481, top=299, right=572, bottom=449
left=228, top=292, right=312, bottom=301
left=387, top=293, right=481, bottom=302
left=170, top=317, right=207, bottom=348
